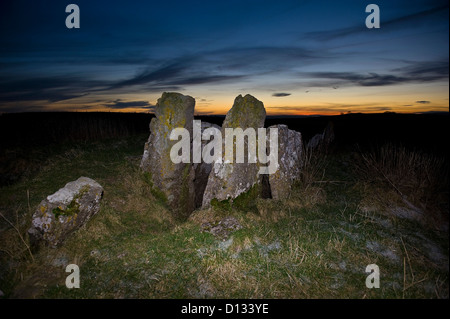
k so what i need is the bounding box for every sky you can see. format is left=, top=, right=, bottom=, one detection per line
left=0, top=0, right=448, bottom=115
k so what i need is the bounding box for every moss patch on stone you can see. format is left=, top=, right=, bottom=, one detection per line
left=211, top=198, right=233, bottom=212
left=52, top=203, right=79, bottom=219
left=142, top=171, right=168, bottom=205
left=210, top=184, right=261, bottom=213
left=51, top=185, right=90, bottom=219
left=176, top=164, right=194, bottom=221
left=232, top=184, right=260, bottom=213
left=223, top=94, right=266, bottom=130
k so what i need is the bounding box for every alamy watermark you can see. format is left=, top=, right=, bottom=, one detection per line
left=169, top=120, right=279, bottom=175
left=65, top=4, right=80, bottom=29
left=65, top=264, right=80, bottom=288
left=65, top=4, right=380, bottom=29
left=365, top=264, right=380, bottom=288
left=365, top=4, right=380, bottom=29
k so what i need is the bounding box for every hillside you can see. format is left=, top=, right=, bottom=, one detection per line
left=0, top=112, right=448, bottom=299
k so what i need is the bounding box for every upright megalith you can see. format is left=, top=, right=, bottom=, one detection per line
left=140, top=92, right=196, bottom=220
left=140, top=92, right=305, bottom=215
left=267, top=125, right=303, bottom=200
left=193, top=121, right=221, bottom=208
left=307, top=121, right=334, bottom=152
left=202, top=94, right=267, bottom=207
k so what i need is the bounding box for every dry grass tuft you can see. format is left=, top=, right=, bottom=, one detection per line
left=116, top=166, right=176, bottom=226
left=301, top=144, right=328, bottom=187
left=0, top=207, right=34, bottom=263
left=356, top=143, right=448, bottom=231
left=255, top=198, right=287, bottom=222
left=286, top=185, right=327, bottom=211
left=188, top=206, right=231, bottom=226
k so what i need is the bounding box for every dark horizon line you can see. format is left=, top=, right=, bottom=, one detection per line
left=1, top=110, right=448, bottom=117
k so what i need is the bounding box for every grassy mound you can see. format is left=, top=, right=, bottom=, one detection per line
left=0, top=134, right=448, bottom=299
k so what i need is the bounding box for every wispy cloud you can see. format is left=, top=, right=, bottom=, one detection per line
left=415, top=100, right=431, bottom=104
left=268, top=102, right=393, bottom=112
left=109, top=59, right=190, bottom=90
left=0, top=104, right=49, bottom=113
left=304, top=72, right=407, bottom=87
left=0, top=76, right=96, bottom=103
left=272, top=93, right=291, bottom=97
left=303, top=59, right=448, bottom=88
left=305, top=3, right=449, bottom=41
left=1, top=1, right=447, bottom=114
left=105, top=46, right=328, bottom=92
left=395, top=60, right=449, bottom=80
left=103, top=99, right=155, bottom=110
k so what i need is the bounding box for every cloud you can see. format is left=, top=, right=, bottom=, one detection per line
left=0, top=104, right=49, bottom=113
left=109, top=59, right=190, bottom=89
left=272, top=93, right=291, bottom=97
left=0, top=92, right=87, bottom=103
left=267, top=102, right=392, bottom=114
left=381, top=3, right=449, bottom=28
left=305, top=4, right=449, bottom=41
left=0, top=44, right=333, bottom=107
left=104, top=99, right=155, bottom=110
left=107, top=56, right=247, bottom=92
left=0, top=75, right=101, bottom=103
left=106, top=46, right=327, bottom=92
left=415, top=100, right=431, bottom=104
left=302, top=59, right=449, bottom=88
left=171, top=75, right=245, bottom=85
left=305, top=72, right=407, bottom=87
left=210, top=46, right=323, bottom=70
left=417, top=110, right=449, bottom=114
left=395, top=60, right=449, bottom=79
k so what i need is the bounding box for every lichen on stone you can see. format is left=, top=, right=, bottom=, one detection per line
left=202, top=94, right=266, bottom=208
left=140, top=92, right=196, bottom=220
left=28, top=177, right=103, bottom=248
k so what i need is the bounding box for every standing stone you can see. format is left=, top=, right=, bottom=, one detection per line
left=28, top=177, right=103, bottom=248
left=322, top=121, right=335, bottom=151
left=193, top=121, right=221, bottom=208
left=140, top=92, right=196, bottom=220
left=307, top=121, right=334, bottom=152
left=307, top=133, right=323, bottom=150
left=267, top=125, right=303, bottom=200
left=202, top=94, right=266, bottom=207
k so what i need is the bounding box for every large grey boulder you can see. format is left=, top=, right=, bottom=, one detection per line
left=140, top=92, right=196, bottom=220
left=28, top=177, right=103, bottom=248
left=202, top=94, right=266, bottom=207
left=267, top=125, right=303, bottom=200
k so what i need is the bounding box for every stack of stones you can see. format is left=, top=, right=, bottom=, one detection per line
left=140, top=92, right=304, bottom=220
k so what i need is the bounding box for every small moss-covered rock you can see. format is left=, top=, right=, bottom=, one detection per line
left=200, top=216, right=243, bottom=241
left=28, top=177, right=103, bottom=248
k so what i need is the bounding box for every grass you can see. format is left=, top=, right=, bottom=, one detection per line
left=0, top=134, right=448, bottom=299
left=355, top=143, right=449, bottom=231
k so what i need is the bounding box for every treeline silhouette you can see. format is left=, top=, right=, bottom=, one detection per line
left=265, top=112, right=449, bottom=156
left=0, top=111, right=447, bottom=186
left=0, top=112, right=154, bottom=149
left=0, top=112, right=153, bottom=186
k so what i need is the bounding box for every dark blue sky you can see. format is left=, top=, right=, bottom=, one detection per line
left=0, top=0, right=448, bottom=114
